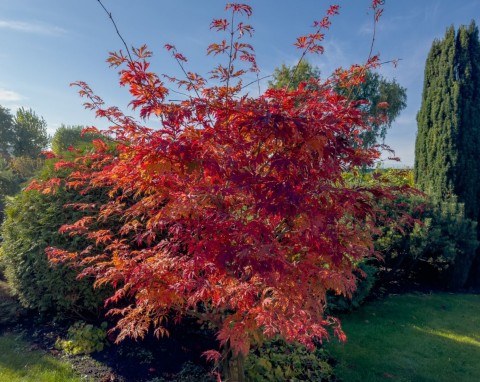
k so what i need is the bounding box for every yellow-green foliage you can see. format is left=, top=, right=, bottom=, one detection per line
left=55, top=321, right=108, bottom=355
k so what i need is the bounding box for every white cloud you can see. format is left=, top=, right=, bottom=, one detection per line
left=0, top=88, right=23, bottom=102
left=0, top=20, right=66, bottom=36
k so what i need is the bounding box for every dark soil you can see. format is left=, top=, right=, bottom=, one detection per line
left=0, top=281, right=216, bottom=381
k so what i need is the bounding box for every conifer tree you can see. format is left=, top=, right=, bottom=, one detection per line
left=414, top=21, right=480, bottom=287
left=454, top=22, right=480, bottom=221
left=415, top=27, right=457, bottom=198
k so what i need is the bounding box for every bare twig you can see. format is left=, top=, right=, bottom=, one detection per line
left=240, top=75, right=272, bottom=92
left=226, top=8, right=236, bottom=103
left=96, top=0, right=134, bottom=62
left=366, top=6, right=377, bottom=62
left=170, top=54, right=203, bottom=100
left=256, top=73, right=261, bottom=96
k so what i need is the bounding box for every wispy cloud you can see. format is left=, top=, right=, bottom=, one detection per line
left=0, top=88, right=24, bottom=102
left=0, top=20, right=66, bottom=36
left=358, top=5, right=428, bottom=37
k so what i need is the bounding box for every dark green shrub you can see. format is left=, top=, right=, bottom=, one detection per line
left=0, top=185, right=108, bottom=318
left=0, top=156, right=45, bottom=223
left=245, top=337, right=336, bottom=381
left=0, top=157, right=21, bottom=223
left=340, top=168, right=478, bottom=294
left=327, top=261, right=378, bottom=313
left=375, top=195, right=478, bottom=290
left=0, top=279, right=27, bottom=326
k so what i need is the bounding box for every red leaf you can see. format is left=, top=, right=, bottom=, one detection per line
left=202, top=350, right=222, bottom=363
left=294, top=36, right=308, bottom=49
left=327, top=4, right=340, bottom=15
left=210, top=18, right=229, bottom=31
left=225, top=3, right=253, bottom=17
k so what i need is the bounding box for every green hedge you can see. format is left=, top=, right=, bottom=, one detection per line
left=376, top=195, right=478, bottom=290
left=0, top=186, right=107, bottom=318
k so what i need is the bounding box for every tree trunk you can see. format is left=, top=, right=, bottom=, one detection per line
left=221, top=343, right=245, bottom=382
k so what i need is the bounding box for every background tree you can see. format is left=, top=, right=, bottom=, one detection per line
left=268, top=61, right=321, bottom=90
left=414, top=21, right=480, bottom=287
left=51, top=124, right=102, bottom=155
left=345, top=70, right=407, bottom=147
left=0, top=106, right=48, bottom=222
left=0, top=158, right=20, bottom=221
left=0, top=106, right=14, bottom=158
left=12, top=107, right=49, bottom=158
left=268, top=60, right=407, bottom=148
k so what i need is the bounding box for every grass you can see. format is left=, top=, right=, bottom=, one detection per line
left=0, top=332, right=88, bottom=382
left=0, top=280, right=88, bottom=382
left=328, top=293, right=480, bottom=382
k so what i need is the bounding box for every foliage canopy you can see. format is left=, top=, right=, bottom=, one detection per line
left=31, top=2, right=411, bottom=375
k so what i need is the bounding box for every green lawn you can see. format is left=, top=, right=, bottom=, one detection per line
left=0, top=332, right=87, bottom=382
left=328, top=293, right=480, bottom=382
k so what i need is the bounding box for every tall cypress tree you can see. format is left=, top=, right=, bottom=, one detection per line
left=415, top=26, right=457, bottom=199
left=454, top=22, right=480, bottom=222
left=414, top=21, right=480, bottom=287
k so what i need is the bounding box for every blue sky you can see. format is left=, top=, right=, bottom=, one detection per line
left=0, top=0, right=479, bottom=167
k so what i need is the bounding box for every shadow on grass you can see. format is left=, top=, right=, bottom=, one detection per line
left=0, top=332, right=84, bottom=382
left=328, top=293, right=480, bottom=382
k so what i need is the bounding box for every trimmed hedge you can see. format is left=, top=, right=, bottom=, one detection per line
left=0, top=186, right=108, bottom=318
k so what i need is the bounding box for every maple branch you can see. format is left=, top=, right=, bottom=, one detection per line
left=285, top=14, right=330, bottom=92
left=239, top=74, right=272, bottom=92
left=97, top=0, right=213, bottom=128
left=167, top=85, right=195, bottom=100
left=285, top=55, right=307, bottom=93
left=226, top=9, right=236, bottom=100
left=79, top=86, right=123, bottom=129
left=96, top=0, right=134, bottom=63
left=171, top=54, right=203, bottom=100
left=340, top=0, right=403, bottom=137
left=256, top=73, right=261, bottom=96
left=379, top=58, right=402, bottom=67
left=366, top=5, right=377, bottom=63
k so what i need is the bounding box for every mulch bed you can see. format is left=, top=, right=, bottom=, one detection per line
left=0, top=281, right=215, bottom=381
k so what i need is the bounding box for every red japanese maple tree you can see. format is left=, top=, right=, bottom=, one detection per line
left=33, top=1, right=408, bottom=379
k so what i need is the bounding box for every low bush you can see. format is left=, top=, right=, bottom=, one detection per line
left=0, top=130, right=115, bottom=319
left=376, top=195, right=478, bottom=290
left=245, top=337, right=337, bottom=381
left=329, top=169, right=478, bottom=313
left=327, top=261, right=378, bottom=313
left=55, top=321, right=108, bottom=355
